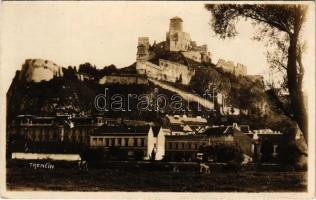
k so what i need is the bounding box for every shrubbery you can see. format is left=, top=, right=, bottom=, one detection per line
left=80, top=148, right=104, bottom=162
left=277, top=143, right=307, bottom=170
left=213, top=145, right=243, bottom=164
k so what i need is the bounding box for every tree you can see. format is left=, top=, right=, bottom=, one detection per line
left=205, top=4, right=308, bottom=142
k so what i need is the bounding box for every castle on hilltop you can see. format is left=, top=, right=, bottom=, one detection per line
left=136, top=17, right=248, bottom=85
left=137, top=16, right=211, bottom=64
left=136, top=16, right=214, bottom=85
left=166, top=16, right=191, bottom=52
left=19, top=59, right=63, bottom=83
left=216, top=59, right=247, bottom=77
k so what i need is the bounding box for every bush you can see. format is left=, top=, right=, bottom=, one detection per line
left=214, top=145, right=243, bottom=164
left=81, top=148, right=104, bottom=162
left=278, top=143, right=306, bottom=170
left=107, top=146, right=128, bottom=161
left=134, top=150, right=144, bottom=161
left=223, top=160, right=242, bottom=172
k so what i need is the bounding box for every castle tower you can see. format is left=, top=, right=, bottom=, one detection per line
left=137, top=37, right=150, bottom=61
left=166, top=17, right=191, bottom=52
left=169, top=16, right=183, bottom=33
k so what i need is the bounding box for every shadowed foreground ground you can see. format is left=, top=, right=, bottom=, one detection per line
left=7, top=162, right=307, bottom=192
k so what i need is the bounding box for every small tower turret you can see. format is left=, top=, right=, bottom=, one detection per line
left=137, top=37, right=150, bottom=61
left=169, top=16, right=183, bottom=33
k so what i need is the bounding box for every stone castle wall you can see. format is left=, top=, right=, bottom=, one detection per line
left=216, top=59, right=247, bottom=76
left=136, top=37, right=156, bottom=62
left=136, top=61, right=164, bottom=80
left=235, top=63, right=247, bottom=76
left=182, top=51, right=203, bottom=63
left=159, top=59, right=194, bottom=85
left=167, top=31, right=191, bottom=52
left=136, top=59, right=194, bottom=85
left=166, top=17, right=191, bottom=52
left=19, top=59, right=62, bottom=82
left=99, top=74, right=148, bottom=85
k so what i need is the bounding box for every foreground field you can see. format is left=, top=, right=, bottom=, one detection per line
left=6, top=161, right=307, bottom=192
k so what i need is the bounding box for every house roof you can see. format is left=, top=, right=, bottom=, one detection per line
left=204, top=126, right=228, bottom=136
left=170, top=124, right=184, bottom=132
left=240, top=125, right=250, bottom=133
left=224, top=125, right=250, bottom=134
left=166, top=115, right=208, bottom=125
left=165, top=134, right=207, bottom=141
left=183, top=125, right=193, bottom=132
left=152, top=126, right=161, bottom=137
left=97, top=125, right=150, bottom=133
left=105, top=73, right=146, bottom=78
left=93, top=125, right=152, bottom=136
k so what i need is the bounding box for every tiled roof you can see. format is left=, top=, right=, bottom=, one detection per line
left=240, top=125, right=250, bottom=133
left=93, top=125, right=151, bottom=136
left=165, top=134, right=207, bottom=141
left=166, top=115, right=208, bottom=125
left=152, top=126, right=161, bottom=137
left=170, top=124, right=184, bottom=132
left=204, top=126, right=228, bottom=136
left=224, top=125, right=250, bottom=134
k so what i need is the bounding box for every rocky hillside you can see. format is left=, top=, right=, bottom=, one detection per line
left=7, top=70, right=211, bottom=124
left=7, top=56, right=296, bottom=134
left=147, top=45, right=268, bottom=117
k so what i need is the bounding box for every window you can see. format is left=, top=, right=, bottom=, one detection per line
left=35, top=129, right=40, bottom=141
left=133, top=138, right=137, bottom=146
left=141, top=138, right=145, bottom=147
left=109, top=138, right=112, bottom=146
left=98, top=138, right=103, bottom=146
left=47, top=129, right=53, bottom=142
left=118, top=138, right=122, bottom=146
left=92, top=138, right=97, bottom=146
left=81, top=132, right=86, bottom=142
left=122, top=138, right=127, bottom=146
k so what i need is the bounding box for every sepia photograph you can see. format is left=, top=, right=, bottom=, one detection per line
left=0, top=1, right=315, bottom=199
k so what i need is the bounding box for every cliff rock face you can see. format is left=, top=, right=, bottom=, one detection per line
left=19, top=59, right=62, bottom=82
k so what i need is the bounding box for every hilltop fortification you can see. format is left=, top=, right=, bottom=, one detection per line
left=136, top=17, right=248, bottom=86
left=19, top=59, right=63, bottom=82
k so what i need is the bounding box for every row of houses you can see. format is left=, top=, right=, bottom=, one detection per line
left=7, top=115, right=284, bottom=161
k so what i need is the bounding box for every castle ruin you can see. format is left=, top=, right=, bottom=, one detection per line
left=216, top=59, right=247, bottom=77
left=136, top=16, right=214, bottom=85
left=19, top=59, right=63, bottom=82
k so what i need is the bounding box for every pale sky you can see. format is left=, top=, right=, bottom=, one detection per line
left=1, top=1, right=314, bottom=90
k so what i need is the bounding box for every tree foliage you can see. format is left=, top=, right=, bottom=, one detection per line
left=205, top=4, right=308, bottom=142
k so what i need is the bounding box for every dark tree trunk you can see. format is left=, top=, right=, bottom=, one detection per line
left=287, top=29, right=308, bottom=144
